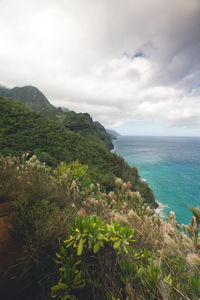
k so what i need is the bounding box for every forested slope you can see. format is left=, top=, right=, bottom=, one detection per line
left=0, top=97, right=155, bottom=206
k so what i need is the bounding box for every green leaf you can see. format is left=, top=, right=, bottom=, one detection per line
left=122, top=244, right=128, bottom=254
left=164, top=273, right=172, bottom=286
left=66, top=240, right=74, bottom=248
left=51, top=282, right=69, bottom=291
left=110, top=236, right=119, bottom=241
left=74, top=270, right=82, bottom=283
left=64, top=235, right=73, bottom=243
left=99, top=241, right=104, bottom=247
left=56, top=253, right=62, bottom=258
left=88, top=239, right=93, bottom=249
left=93, top=241, right=100, bottom=253
left=75, top=260, right=82, bottom=266
left=77, top=237, right=84, bottom=256
left=137, top=266, right=144, bottom=276
left=113, top=240, right=121, bottom=249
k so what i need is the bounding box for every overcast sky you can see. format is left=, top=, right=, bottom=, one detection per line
left=0, top=0, right=200, bottom=135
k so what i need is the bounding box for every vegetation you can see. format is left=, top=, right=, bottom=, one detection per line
left=0, top=85, right=59, bottom=120
left=0, top=155, right=200, bottom=299
left=63, top=112, right=114, bottom=150
left=0, top=97, right=155, bottom=206
left=0, top=86, right=114, bottom=150
left=1, top=87, right=199, bottom=299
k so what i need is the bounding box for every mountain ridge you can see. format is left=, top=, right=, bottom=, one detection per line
left=0, top=85, right=114, bottom=149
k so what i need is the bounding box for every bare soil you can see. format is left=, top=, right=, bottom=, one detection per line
left=0, top=202, right=23, bottom=299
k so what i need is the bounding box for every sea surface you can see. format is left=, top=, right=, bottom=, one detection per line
left=113, top=136, right=200, bottom=225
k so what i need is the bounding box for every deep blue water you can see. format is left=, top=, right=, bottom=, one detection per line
left=113, top=136, right=200, bottom=225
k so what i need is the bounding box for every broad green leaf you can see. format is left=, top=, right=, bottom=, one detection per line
left=64, top=235, right=73, bottom=243
left=113, top=240, right=121, bottom=249
left=110, top=236, right=119, bottom=241
left=77, top=237, right=84, bottom=255
left=56, top=253, right=62, bottom=258
left=122, top=244, right=128, bottom=254
left=88, top=239, right=93, bottom=249
left=51, top=283, right=68, bottom=291
left=93, top=241, right=100, bottom=253
left=97, top=233, right=104, bottom=240
left=99, top=241, right=104, bottom=247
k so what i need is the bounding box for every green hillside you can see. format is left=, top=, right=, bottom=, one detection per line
left=0, top=85, right=59, bottom=119
left=0, top=85, right=113, bottom=150
left=63, top=111, right=113, bottom=149
left=0, top=96, right=156, bottom=206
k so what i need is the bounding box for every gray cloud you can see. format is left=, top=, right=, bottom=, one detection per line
left=0, top=0, right=200, bottom=132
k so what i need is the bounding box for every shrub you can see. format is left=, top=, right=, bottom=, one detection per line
left=56, top=161, right=91, bottom=190
left=51, top=216, right=134, bottom=300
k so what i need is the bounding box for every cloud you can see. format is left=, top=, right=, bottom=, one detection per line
left=0, top=0, right=200, bottom=132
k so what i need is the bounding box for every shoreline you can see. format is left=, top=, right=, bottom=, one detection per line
left=113, top=137, right=160, bottom=211
left=155, top=201, right=168, bottom=218
left=111, top=146, right=116, bottom=153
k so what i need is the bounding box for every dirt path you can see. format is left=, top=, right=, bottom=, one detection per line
left=0, top=202, right=23, bottom=299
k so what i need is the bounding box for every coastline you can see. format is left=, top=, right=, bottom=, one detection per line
left=111, top=146, right=116, bottom=153
left=155, top=201, right=168, bottom=218
left=113, top=136, right=159, bottom=210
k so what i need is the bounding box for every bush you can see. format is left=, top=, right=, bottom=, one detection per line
left=56, top=161, right=91, bottom=190
left=51, top=216, right=134, bottom=300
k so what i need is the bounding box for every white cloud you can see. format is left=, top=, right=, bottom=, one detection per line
left=0, top=0, right=200, bottom=133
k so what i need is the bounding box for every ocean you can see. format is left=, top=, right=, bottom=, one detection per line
left=113, top=136, right=200, bottom=226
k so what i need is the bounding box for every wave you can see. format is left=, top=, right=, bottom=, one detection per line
left=111, top=146, right=116, bottom=153
left=155, top=201, right=168, bottom=218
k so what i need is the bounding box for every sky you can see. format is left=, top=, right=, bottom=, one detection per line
left=0, top=0, right=200, bottom=136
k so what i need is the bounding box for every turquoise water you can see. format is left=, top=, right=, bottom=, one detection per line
left=114, top=136, right=200, bottom=225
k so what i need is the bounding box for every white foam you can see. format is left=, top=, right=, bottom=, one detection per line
left=111, top=146, right=116, bottom=153
left=155, top=201, right=168, bottom=218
